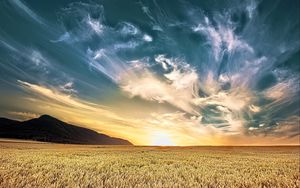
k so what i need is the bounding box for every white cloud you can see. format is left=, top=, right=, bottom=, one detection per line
left=249, top=127, right=258, bottom=131
left=86, top=14, right=103, bottom=34
left=192, top=16, right=253, bottom=61
left=113, top=41, right=140, bottom=50
left=143, top=34, right=153, bottom=42
left=120, top=56, right=200, bottom=115
left=51, top=32, right=71, bottom=43
left=118, top=22, right=140, bottom=36
left=31, top=50, right=47, bottom=66
left=164, top=69, right=198, bottom=90
left=246, top=0, right=257, bottom=19
left=120, top=54, right=254, bottom=135
left=87, top=48, right=125, bottom=82
left=193, top=23, right=222, bottom=61
left=249, top=105, right=261, bottom=113
left=145, top=112, right=219, bottom=143
left=18, top=80, right=100, bottom=112
left=59, top=81, right=77, bottom=93
left=9, top=111, right=39, bottom=120
left=264, top=82, right=291, bottom=100
left=10, top=0, right=45, bottom=25
left=194, top=89, right=252, bottom=112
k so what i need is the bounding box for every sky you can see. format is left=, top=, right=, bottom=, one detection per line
left=0, top=0, right=299, bottom=146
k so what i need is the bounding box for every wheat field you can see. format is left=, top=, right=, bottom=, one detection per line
left=0, top=141, right=299, bottom=188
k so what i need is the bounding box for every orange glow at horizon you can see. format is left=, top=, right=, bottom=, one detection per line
left=7, top=81, right=300, bottom=147
left=150, top=132, right=175, bottom=146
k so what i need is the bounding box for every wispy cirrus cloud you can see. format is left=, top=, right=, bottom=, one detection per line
left=9, top=111, right=39, bottom=120
left=192, top=17, right=253, bottom=61
left=1, top=0, right=299, bottom=146
left=120, top=56, right=200, bottom=115
left=17, top=80, right=103, bottom=112
left=9, top=0, right=45, bottom=25
left=59, top=81, right=77, bottom=94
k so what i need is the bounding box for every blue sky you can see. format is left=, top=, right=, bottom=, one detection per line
left=0, top=0, right=299, bottom=145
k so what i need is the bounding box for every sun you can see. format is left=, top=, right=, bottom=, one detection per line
left=151, top=132, right=175, bottom=146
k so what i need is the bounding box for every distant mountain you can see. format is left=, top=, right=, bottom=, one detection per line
left=0, top=115, right=132, bottom=145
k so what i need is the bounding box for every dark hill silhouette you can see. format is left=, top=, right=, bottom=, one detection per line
left=0, top=115, right=132, bottom=145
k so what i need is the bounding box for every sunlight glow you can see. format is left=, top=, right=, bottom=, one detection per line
left=151, top=132, right=175, bottom=146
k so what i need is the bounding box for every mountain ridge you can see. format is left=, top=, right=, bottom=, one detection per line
left=0, top=115, right=132, bottom=145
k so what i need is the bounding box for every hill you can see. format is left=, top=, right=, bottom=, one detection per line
left=0, top=115, right=132, bottom=145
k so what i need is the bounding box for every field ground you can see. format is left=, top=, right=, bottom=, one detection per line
left=0, top=141, right=299, bottom=188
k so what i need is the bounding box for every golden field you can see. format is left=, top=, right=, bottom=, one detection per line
left=0, top=140, right=299, bottom=188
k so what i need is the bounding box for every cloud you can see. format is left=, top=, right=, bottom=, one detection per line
left=50, top=32, right=71, bottom=43
left=30, top=50, right=49, bottom=67
left=142, top=111, right=220, bottom=145
left=55, top=3, right=106, bottom=43
left=192, top=16, right=253, bottom=61
left=264, top=81, right=293, bottom=100
left=15, top=81, right=202, bottom=145
left=270, top=117, right=300, bottom=138
left=59, top=81, right=77, bottom=94
left=10, top=0, right=45, bottom=25
left=249, top=105, right=261, bottom=113
left=0, top=38, right=18, bottom=52
left=57, top=3, right=152, bottom=48
left=143, top=34, right=153, bottom=42
left=15, top=80, right=143, bottom=143
left=9, top=111, right=39, bottom=120
left=118, top=22, right=140, bottom=36
left=193, top=22, right=222, bottom=61
left=246, top=0, right=257, bottom=19
left=86, top=14, right=104, bottom=34
left=18, top=80, right=101, bottom=112
left=246, top=116, right=300, bottom=139
left=2, top=0, right=298, bottom=146
left=87, top=49, right=201, bottom=116
left=87, top=48, right=126, bottom=82
left=113, top=41, right=140, bottom=50
left=120, top=55, right=200, bottom=115
left=193, top=89, right=252, bottom=112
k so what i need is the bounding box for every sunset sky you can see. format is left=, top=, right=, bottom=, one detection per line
left=0, top=0, right=299, bottom=145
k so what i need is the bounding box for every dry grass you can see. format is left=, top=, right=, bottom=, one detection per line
left=0, top=141, right=299, bottom=188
